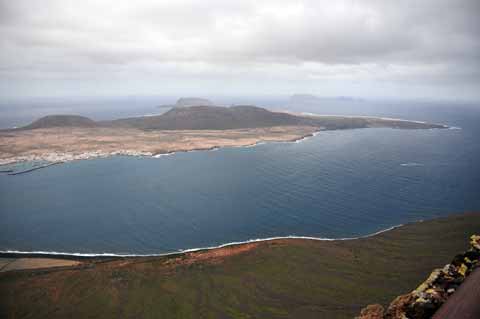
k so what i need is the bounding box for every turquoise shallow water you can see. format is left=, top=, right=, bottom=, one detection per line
left=1, top=103, right=479, bottom=255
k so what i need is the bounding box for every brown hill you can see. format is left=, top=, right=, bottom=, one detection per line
left=107, top=105, right=310, bottom=130
left=21, top=115, right=98, bottom=130
left=103, top=106, right=446, bottom=130
left=175, top=97, right=214, bottom=107
left=16, top=106, right=446, bottom=131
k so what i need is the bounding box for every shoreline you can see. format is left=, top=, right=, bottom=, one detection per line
left=0, top=110, right=450, bottom=169
left=2, top=212, right=477, bottom=318
left=0, top=118, right=449, bottom=170
left=0, top=223, right=404, bottom=260
left=0, top=128, right=323, bottom=169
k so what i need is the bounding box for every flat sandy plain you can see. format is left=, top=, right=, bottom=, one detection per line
left=0, top=126, right=318, bottom=165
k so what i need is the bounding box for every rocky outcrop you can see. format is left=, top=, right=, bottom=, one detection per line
left=357, top=304, right=384, bottom=319
left=357, top=235, right=480, bottom=319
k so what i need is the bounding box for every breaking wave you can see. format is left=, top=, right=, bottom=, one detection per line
left=400, top=162, right=424, bottom=167
left=0, top=224, right=402, bottom=258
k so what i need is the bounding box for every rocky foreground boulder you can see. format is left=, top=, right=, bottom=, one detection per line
left=357, top=235, right=480, bottom=319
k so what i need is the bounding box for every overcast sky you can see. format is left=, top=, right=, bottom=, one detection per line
left=0, top=0, right=479, bottom=101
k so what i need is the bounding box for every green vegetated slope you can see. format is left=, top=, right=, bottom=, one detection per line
left=1, top=212, right=478, bottom=319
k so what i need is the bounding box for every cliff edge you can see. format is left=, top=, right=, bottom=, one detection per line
left=357, top=235, right=480, bottom=319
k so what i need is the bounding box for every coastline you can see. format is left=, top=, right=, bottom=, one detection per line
left=1, top=223, right=404, bottom=260
left=1, top=212, right=478, bottom=318
left=0, top=222, right=405, bottom=273
left=0, top=115, right=449, bottom=171
left=0, top=127, right=323, bottom=169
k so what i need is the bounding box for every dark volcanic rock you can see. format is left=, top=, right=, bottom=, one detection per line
left=108, top=105, right=308, bottom=130
left=17, top=105, right=446, bottom=132
left=356, top=304, right=384, bottom=319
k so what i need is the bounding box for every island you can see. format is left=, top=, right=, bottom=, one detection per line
left=0, top=105, right=447, bottom=166
left=157, top=97, right=215, bottom=108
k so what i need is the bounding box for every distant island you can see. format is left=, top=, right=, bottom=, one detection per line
left=157, top=97, right=215, bottom=108
left=0, top=104, right=447, bottom=166
left=289, top=93, right=365, bottom=106
left=175, top=97, right=214, bottom=107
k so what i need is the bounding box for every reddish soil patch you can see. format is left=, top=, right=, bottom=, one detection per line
left=164, top=242, right=261, bottom=267
left=187, top=243, right=260, bottom=260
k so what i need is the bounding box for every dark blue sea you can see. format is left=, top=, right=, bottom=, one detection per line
left=1, top=99, right=479, bottom=255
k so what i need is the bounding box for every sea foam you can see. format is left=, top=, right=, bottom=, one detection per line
left=0, top=224, right=402, bottom=258
left=400, top=162, right=424, bottom=167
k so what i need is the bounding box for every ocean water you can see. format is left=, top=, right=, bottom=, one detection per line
left=0, top=96, right=171, bottom=129
left=1, top=101, right=479, bottom=255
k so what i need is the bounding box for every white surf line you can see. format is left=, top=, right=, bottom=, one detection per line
left=0, top=223, right=403, bottom=258
left=151, top=130, right=323, bottom=156
left=400, top=162, right=424, bottom=167
left=5, top=112, right=449, bottom=167
left=244, top=141, right=266, bottom=148
left=6, top=112, right=451, bottom=168
left=293, top=130, right=322, bottom=143
left=234, top=130, right=322, bottom=148
left=3, top=131, right=320, bottom=168
left=153, top=152, right=176, bottom=158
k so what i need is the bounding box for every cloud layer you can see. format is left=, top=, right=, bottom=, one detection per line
left=1, top=0, right=479, bottom=100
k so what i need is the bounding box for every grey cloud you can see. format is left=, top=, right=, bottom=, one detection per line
left=0, top=0, right=479, bottom=100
